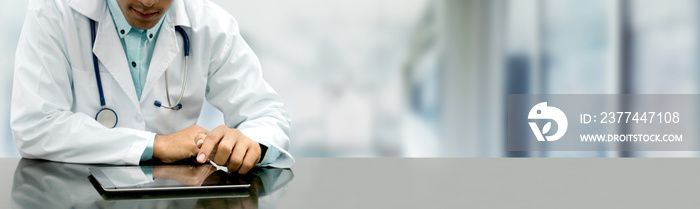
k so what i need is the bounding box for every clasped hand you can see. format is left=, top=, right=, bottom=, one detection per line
left=153, top=124, right=262, bottom=175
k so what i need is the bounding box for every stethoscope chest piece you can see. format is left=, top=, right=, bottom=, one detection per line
left=95, top=107, right=118, bottom=128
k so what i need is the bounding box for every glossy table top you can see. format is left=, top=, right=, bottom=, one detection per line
left=2, top=158, right=700, bottom=208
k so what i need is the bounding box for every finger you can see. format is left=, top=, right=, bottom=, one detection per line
left=227, top=141, right=249, bottom=173
left=197, top=125, right=228, bottom=163
left=213, top=131, right=236, bottom=166
left=236, top=146, right=260, bottom=175
left=208, top=144, right=219, bottom=161
left=195, top=133, right=207, bottom=148
left=185, top=138, right=203, bottom=163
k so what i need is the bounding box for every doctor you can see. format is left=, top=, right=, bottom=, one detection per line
left=11, top=0, right=294, bottom=174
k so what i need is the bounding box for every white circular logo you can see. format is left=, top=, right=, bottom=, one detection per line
left=528, top=102, right=568, bottom=141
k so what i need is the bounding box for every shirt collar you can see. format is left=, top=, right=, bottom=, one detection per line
left=106, top=0, right=166, bottom=41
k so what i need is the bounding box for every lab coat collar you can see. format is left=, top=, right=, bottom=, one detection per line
left=69, top=0, right=108, bottom=22
left=169, top=0, right=191, bottom=28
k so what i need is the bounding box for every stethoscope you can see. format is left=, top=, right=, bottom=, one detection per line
left=90, top=19, right=190, bottom=128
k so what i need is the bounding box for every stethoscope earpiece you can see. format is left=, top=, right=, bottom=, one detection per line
left=154, top=100, right=183, bottom=110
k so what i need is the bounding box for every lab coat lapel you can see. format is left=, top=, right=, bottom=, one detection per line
left=143, top=20, right=179, bottom=98
left=142, top=0, right=189, bottom=96
left=92, top=15, right=140, bottom=108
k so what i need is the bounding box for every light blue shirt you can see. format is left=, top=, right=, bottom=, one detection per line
left=257, top=140, right=281, bottom=166
left=106, top=0, right=163, bottom=161
left=107, top=0, right=280, bottom=165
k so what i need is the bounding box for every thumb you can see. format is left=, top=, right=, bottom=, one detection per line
left=195, top=148, right=207, bottom=163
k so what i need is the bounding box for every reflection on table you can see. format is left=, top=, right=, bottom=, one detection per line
left=11, top=159, right=293, bottom=209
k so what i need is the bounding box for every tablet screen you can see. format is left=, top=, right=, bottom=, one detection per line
left=89, top=163, right=251, bottom=193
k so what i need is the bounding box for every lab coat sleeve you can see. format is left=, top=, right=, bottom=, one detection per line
left=204, top=18, right=294, bottom=168
left=10, top=0, right=153, bottom=165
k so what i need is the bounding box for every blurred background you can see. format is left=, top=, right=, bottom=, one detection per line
left=1, top=0, right=699, bottom=158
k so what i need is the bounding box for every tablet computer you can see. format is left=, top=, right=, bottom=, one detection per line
left=88, top=162, right=250, bottom=194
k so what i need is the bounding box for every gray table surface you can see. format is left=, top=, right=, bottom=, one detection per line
left=2, top=157, right=700, bottom=208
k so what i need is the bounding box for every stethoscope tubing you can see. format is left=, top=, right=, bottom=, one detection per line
left=160, top=55, right=188, bottom=110
left=90, top=20, right=107, bottom=108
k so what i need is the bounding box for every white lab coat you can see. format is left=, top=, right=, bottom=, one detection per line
left=11, top=0, right=294, bottom=167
